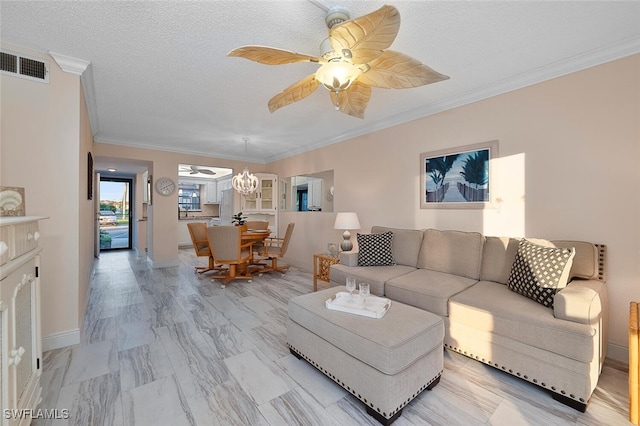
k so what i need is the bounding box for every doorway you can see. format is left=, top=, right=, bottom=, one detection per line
left=99, top=177, right=132, bottom=250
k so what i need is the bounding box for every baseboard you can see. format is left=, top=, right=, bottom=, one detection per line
left=42, top=328, right=80, bottom=352
left=606, top=342, right=629, bottom=365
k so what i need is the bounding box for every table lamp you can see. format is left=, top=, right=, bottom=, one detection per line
left=334, top=212, right=361, bottom=251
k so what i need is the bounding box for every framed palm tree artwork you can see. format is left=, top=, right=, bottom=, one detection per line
left=420, top=140, right=498, bottom=209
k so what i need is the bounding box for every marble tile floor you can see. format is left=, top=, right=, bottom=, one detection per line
left=34, top=249, right=632, bottom=426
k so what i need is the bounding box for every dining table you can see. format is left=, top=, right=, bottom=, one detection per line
left=241, top=229, right=271, bottom=244
left=241, top=229, right=271, bottom=271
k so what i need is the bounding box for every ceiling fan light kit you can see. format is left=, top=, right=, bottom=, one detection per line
left=315, top=60, right=360, bottom=92
left=228, top=4, right=449, bottom=119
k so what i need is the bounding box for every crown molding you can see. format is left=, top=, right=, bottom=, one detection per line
left=80, top=64, right=100, bottom=137
left=48, top=51, right=90, bottom=75
left=94, top=135, right=268, bottom=164
left=48, top=51, right=100, bottom=136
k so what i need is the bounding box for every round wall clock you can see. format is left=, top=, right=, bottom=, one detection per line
left=155, top=177, right=176, bottom=196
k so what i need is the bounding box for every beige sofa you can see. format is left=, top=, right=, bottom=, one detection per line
left=329, top=226, right=608, bottom=412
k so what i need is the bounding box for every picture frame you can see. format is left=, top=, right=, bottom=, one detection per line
left=327, top=243, right=339, bottom=258
left=88, top=152, right=94, bottom=200
left=420, top=140, right=498, bottom=209
left=0, top=186, right=26, bottom=217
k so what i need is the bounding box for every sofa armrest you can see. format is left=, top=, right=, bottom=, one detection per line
left=554, top=279, right=607, bottom=325
left=339, top=251, right=359, bottom=267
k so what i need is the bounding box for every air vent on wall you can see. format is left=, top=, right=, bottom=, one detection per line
left=1, top=50, right=49, bottom=83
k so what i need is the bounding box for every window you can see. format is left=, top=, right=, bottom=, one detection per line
left=178, top=183, right=201, bottom=211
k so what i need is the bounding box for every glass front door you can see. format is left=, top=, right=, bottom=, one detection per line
left=99, top=178, right=132, bottom=250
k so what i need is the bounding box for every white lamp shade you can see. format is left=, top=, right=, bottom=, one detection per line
left=334, top=212, right=361, bottom=230
left=315, top=61, right=361, bottom=92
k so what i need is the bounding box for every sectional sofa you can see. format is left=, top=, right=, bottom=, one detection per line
left=329, top=226, right=608, bottom=412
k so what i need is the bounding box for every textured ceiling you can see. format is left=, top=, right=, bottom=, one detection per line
left=2, top=1, right=639, bottom=168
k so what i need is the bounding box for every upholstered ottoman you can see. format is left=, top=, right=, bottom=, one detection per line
left=287, top=286, right=444, bottom=425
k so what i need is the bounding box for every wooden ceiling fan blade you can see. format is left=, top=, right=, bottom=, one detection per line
left=357, top=50, right=450, bottom=89
left=329, top=5, right=400, bottom=65
left=268, top=74, right=320, bottom=113
left=228, top=46, right=323, bottom=65
left=329, top=81, right=371, bottom=119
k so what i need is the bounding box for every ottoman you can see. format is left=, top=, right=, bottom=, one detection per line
left=287, top=286, right=444, bottom=425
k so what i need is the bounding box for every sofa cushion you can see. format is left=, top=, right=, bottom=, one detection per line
left=385, top=269, right=478, bottom=317
left=449, top=281, right=595, bottom=362
left=480, top=237, right=599, bottom=285
left=507, top=239, right=576, bottom=308
left=417, top=229, right=485, bottom=280
left=480, top=236, right=520, bottom=284
left=371, top=226, right=424, bottom=268
left=552, top=240, right=599, bottom=280
left=330, top=263, right=416, bottom=296
left=357, top=231, right=395, bottom=266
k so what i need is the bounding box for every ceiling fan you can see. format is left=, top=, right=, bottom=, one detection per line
left=228, top=4, right=449, bottom=119
left=180, top=166, right=216, bottom=176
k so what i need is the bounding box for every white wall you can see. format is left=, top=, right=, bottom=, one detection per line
left=0, top=43, right=93, bottom=348
left=78, top=80, right=94, bottom=326
left=268, top=54, right=640, bottom=362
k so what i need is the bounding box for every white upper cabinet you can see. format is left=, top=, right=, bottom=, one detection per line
left=241, top=173, right=277, bottom=213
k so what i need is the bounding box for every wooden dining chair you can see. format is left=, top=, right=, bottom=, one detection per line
left=207, top=225, right=254, bottom=288
left=187, top=222, right=223, bottom=274
left=257, top=222, right=295, bottom=274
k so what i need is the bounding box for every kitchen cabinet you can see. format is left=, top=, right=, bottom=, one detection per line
left=0, top=216, right=46, bottom=426
left=240, top=173, right=278, bottom=237
left=241, top=173, right=277, bottom=212
left=204, top=181, right=217, bottom=204
left=179, top=178, right=224, bottom=205
left=178, top=219, right=209, bottom=247
left=307, top=177, right=323, bottom=211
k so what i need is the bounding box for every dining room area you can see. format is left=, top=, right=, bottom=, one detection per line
left=187, top=219, right=296, bottom=289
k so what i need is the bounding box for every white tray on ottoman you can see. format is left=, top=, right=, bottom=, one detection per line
left=288, top=286, right=444, bottom=425
left=325, top=291, right=391, bottom=318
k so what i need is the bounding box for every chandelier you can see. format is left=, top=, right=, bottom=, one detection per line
left=232, top=166, right=258, bottom=195
left=232, top=138, right=259, bottom=195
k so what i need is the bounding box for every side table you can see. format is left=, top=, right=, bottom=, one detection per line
left=313, top=253, right=339, bottom=291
